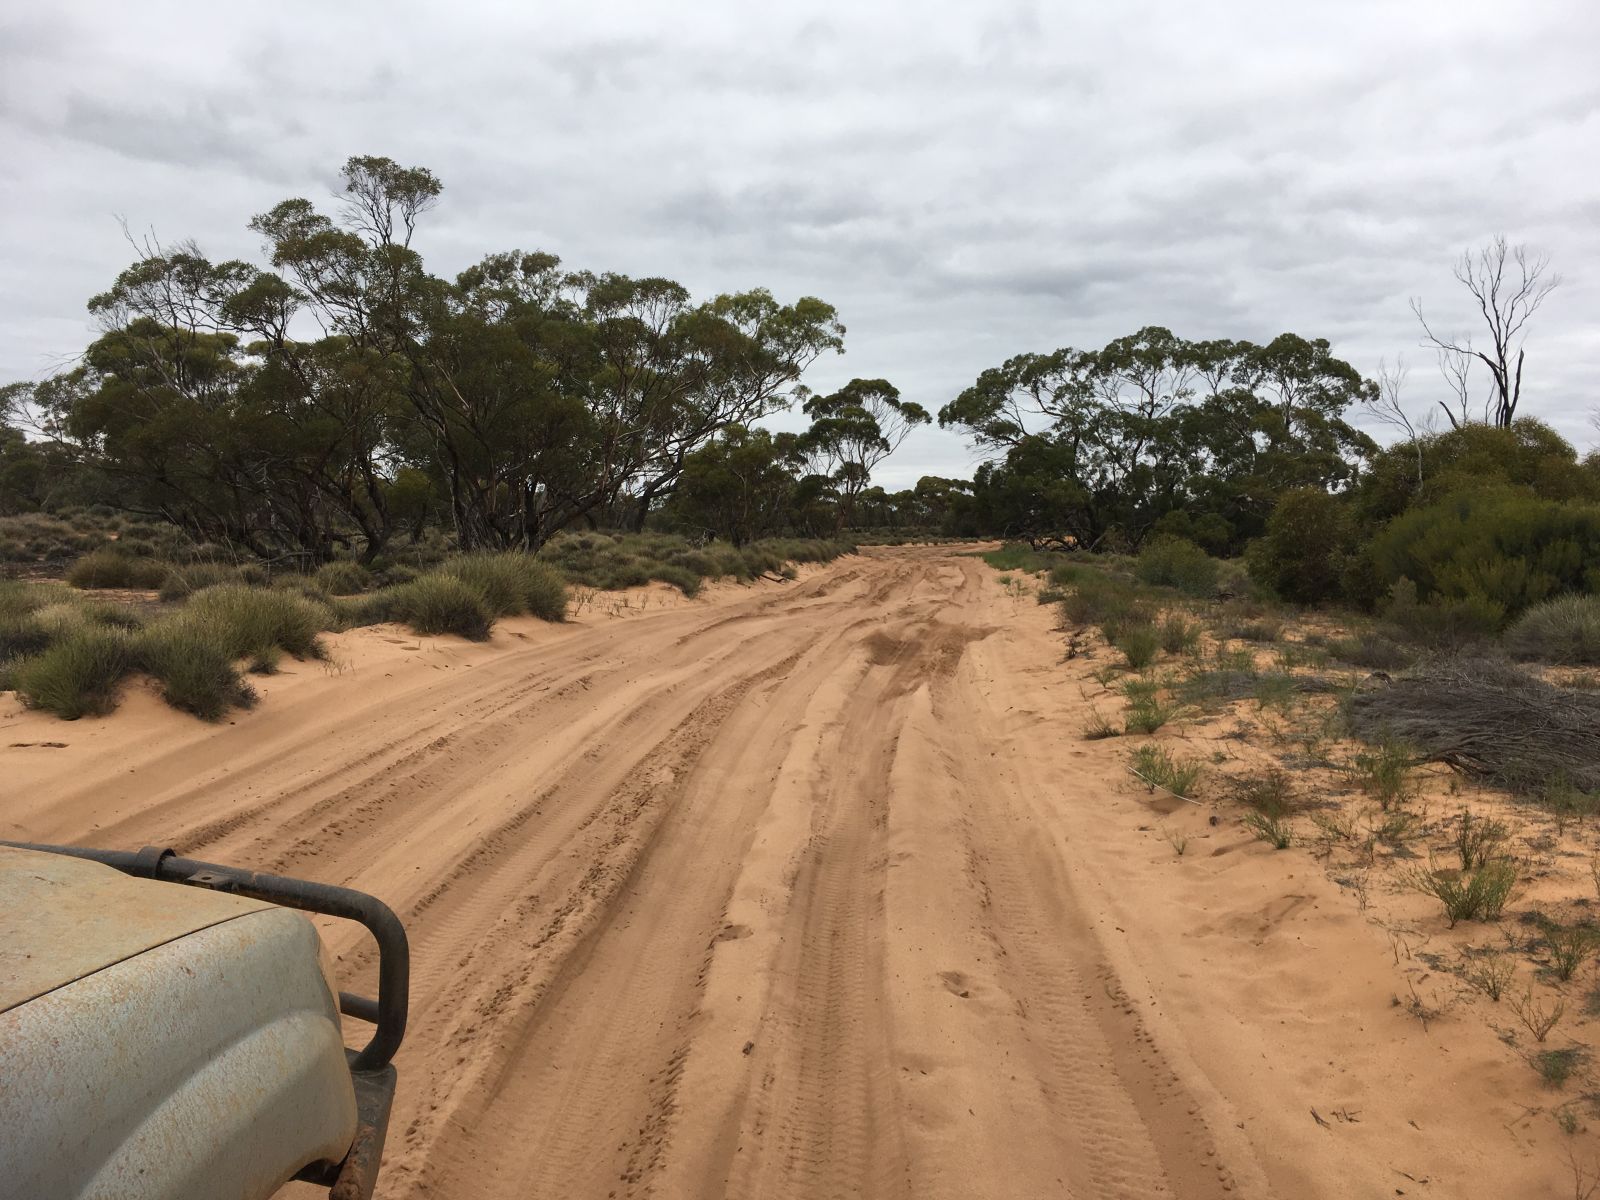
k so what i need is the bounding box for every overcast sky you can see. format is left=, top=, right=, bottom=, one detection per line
left=3, top=0, right=1596, bottom=488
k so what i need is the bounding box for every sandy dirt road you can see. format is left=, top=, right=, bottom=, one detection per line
left=2, top=547, right=1571, bottom=1198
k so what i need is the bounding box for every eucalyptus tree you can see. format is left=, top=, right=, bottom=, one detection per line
left=801, top=378, right=930, bottom=531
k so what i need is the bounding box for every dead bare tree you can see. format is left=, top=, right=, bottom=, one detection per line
left=1412, top=236, right=1560, bottom=429
left=1365, top=356, right=1425, bottom=487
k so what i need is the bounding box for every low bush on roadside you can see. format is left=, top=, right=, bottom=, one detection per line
left=1534, top=1047, right=1582, bottom=1088
left=313, top=560, right=373, bottom=596
left=133, top=619, right=258, bottom=719
left=1114, top=625, right=1160, bottom=671
left=1243, top=810, right=1293, bottom=849
left=1235, top=767, right=1296, bottom=818
left=6, top=577, right=329, bottom=720
left=1134, top=536, right=1219, bottom=598
left=379, top=574, right=494, bottom=640
left=184, top=585, right=329, bottom=670
left=160, top=562, right=268, bottom=601
left=1407, top=857, right=1519, bottom=926
left=1122, top=678, right=1179, bottom=733
left=1328, top=630, right=1414, bottom=670
left=1082, top=709, right=1120, bottom=740
left=1347, top=738, right=1414, bottom=810
left=1060, top=573, right=1150, bottom=635
left=1158, top=614, right=1201, bottom=656
left=12, top=626, right=132, bottom=719
left=438, top=553, right=568, bottom=621
left=1505, top=596, right=1600, bottom=665
left=1130, top=744, right=1203, bottom=798
left=66, top=548, right=171, bottom=591
left=543, top=533, right=848, bottom=594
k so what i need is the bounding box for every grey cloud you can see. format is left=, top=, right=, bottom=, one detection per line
left=3, top=0, right=1598, bottom=482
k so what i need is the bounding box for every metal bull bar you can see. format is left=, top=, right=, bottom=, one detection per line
left=1, top=840, right=409, bottom=1200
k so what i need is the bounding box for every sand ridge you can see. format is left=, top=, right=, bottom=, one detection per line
left=0, top=546, right=1576, bottom=1197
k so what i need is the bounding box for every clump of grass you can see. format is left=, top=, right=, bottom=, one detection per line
left=1348, top=738, right=1414, bottom=810
left=1244, top=810, right=1293, bottom=849
left=1406, top=857, right=1519, bottom=926
left=184, top=585, right=328, bottom=671
left=1061, top=573, right=1150, bottom=634
left=387, top=574, right=494, bottom=640
left=1083, top=709, right=1121, bottom=740
left=313, top=560, right=372, bottom=595
left=1461, top=949, right=1516, bottom=1001
left=12, top=627, right=132, bottom=719
left=438, top=553, right=569, bottom=620
left=1210, top=644, right=1257, bottom=673
left=1505, top=595, right=1600, bottom=665
left=1130, top=744, right=1203, bottom=799
left=1543, top=921, right=1600, bottom=983
left=1089, top=664, right=1123, bottom=688
left=132, top=618, right=258, bottom=719
left=1252, top=671, right=1296, bottom=712
left=159, top=562, right=265, bottom=601
left=1535, top=1047, right=1583, bottom=1088
left=1542, top=775, right=1600, bottom=834
left=1235, top=767, right=1296, bottom=818
left=1368, top=806, right=1420, bottom=849
left=1328, top=630, right=1414, bottom=671
left=66, top=548, right=170, bottom=590
left=1114, top=624, right=1160, bottom=671
left=1158, top=614, right=1201, bottom=656
left=1164, top=828, right=1189, bottom=856
left=1123, top=680, right=1179, bottom=734
left=1454, top=808, right=1512, bottom=871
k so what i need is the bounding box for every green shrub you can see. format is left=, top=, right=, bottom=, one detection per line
left=1328, top=630, right=1414, bottom=670
left=649, top=564, right=703, bottom=597
left=1246, top=488, right=1355, bottom=604
left=1348, top=738, right=1414, bottom=810
left=1542, top=921, right=1600, bottom=982
left=1243, top=810, right=1293, bottom=849
left=1115, top=625, right=1160, bottom=671
left=133, top=619, right=257, bottom=719
left=1505, top=595, right=1600, bottom=664
left=1125, top=696, right=1179, bottom=735
left=66, top=549, right=171, bottom=590
left=1534, top=1047, right=1581, bottom=1088
left=1252, top=671, right=1296, bottom=711
left=13, top=628, right=132, bottom=718
left=1407, top=858, right=1519, bottom=926
left=438, top=553, right=567, bottom=620
left=1369, top=489, right=1600, bottom=624
left=1130, top=744, right=1203, bottom=798
left=1060, top=573, right=1148, bottom=632
left=314, top=560, right=372, bottom=596
left=183, top=586, right=328, bottom=669
left=160, top=563, right=253, bottom=601
left=1083, top=709, right=1120, bottom=739
left=1453, top=809, right=1512, bottom=872
left=1158, top=614, right=1201, bottom=656
left=1135, top=536, right=1219, bottom=598
left=389, top=574, right=494, bottom=640
left=1235, top=767, right=1296, bottom=818
left=1381, top=577, right=1501, bottom=649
